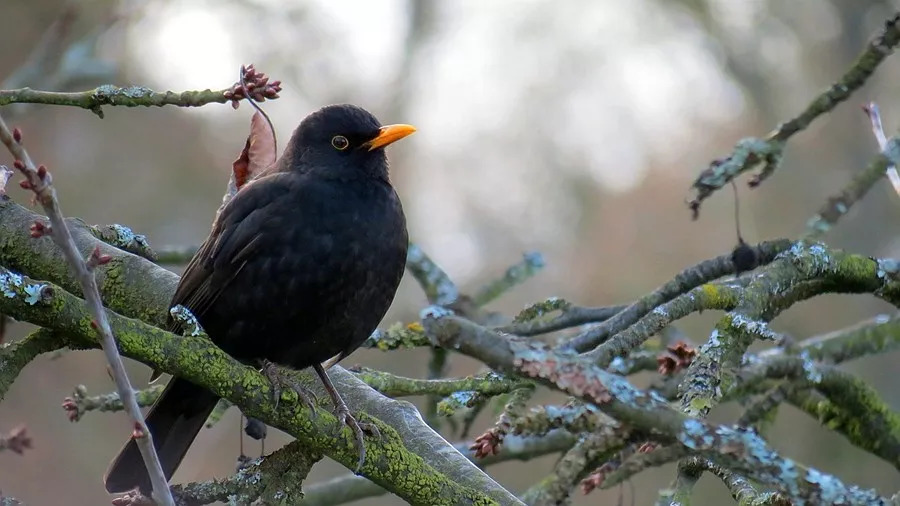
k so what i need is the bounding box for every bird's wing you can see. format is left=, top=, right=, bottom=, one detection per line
left=152, top=174, right=293, bottom=382
left=169, top=173, right=294, bottom=329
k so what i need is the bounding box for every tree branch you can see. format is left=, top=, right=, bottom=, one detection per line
left=804, top=137, right=900, bottom=238
left=0, top=112, right=175, bottom=505
left=424, top=314, right=892, bottom=504
left=565, top=239, right=791, bottom=354
left=0, top=262, right=518, bottom=505
left=688, top=11, right=900, bottom=214
left=0, top=74, right=281, bottom=119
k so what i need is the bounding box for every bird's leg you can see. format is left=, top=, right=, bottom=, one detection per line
left=259, top=359, right=318, bottom=413
left=313, top=363, right=380, bottom=473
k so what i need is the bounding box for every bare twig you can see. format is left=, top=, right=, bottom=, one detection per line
left=0, top=114, right=175, bottom=506
left=471, top=251, right=544, bottom=307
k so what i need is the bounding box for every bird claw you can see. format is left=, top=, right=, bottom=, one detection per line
left=260, top=359, right=318, bottom=413
left=334, top=401, right=379, bottom=473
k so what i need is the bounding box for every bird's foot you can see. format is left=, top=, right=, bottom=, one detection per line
left=260, top=359, right=318, bottom=413
left=333, top=397, right=380, bottom=473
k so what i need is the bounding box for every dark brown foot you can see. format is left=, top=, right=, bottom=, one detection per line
left=260, top=359, right=318, bottom=413
left=313, top=363, right=380, bottom=473
left=333, top=395, right=381, bottom=472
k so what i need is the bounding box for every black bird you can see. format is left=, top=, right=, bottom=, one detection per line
left=104, top=104, right=415, bottom=495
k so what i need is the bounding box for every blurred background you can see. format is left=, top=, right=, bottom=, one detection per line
left=2, top=0, right=900, bottom=504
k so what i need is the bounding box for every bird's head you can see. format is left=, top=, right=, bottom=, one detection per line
left=285, top=104, right=416, bottom=180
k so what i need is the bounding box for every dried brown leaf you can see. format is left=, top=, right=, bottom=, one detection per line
left=231, top=112, right=278, bottom=191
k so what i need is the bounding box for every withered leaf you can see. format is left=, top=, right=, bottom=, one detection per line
left=230, top=111, right=277, bottom=191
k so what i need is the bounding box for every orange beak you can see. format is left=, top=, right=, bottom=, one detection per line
left=365, top=124, right=417, bottom=151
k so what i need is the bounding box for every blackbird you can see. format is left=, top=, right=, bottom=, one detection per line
left=104, top=104, right=415, bottom=495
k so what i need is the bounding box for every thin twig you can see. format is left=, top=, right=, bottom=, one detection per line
left=471, top=251, right=544, bottom=307
left=0, top=86, right=233, bottom=118
left=0, top=113, right=175, bottom=506
left=804, top=136, right=900, bottom=238
left=0, top=70, right=280, bottom=119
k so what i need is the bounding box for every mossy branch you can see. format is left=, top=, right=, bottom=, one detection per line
left=424, top=314, right=892, bottom=505
left=0, top=264, right=509, bottom=505
left=0, top=198, right=519, bottom=506
left=681, top=242, right=900, bottom=418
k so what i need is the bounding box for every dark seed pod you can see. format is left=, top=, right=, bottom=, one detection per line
left=731, top=240, right=758, bottom=274
left=244, top=417, right=268, bottom=440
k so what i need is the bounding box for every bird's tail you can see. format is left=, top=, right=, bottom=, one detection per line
left=103, top=377, right=219, bottom=494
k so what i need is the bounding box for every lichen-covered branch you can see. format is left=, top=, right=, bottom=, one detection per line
left=499, top=299, right=626, bottom=336
left=509, top=402, right=611, bottom=438
left=352, top=367, right=527, bottom=398
left=600, top=445, right=688, bottom=490
left=682, top=457, right=792, bottom=506
left=424, top=314, right=891, bottom=504
left=688, top=12, right=900, bottom=213
left=520, top=428, right=631, bottom=506
left=0, top=65, right=281, bottom=119
left=0, top=268, right=512, bottom=505
left=88, top=223, right=156, bottom=261
left=805, top=137, right=900, bottom=238
left=363, top=321, right=431, bottom=350
left=0, top=86, right=233, bottom=114
left=768, top=312, right=900, bottom=364
left=62, top=383, right=164, bottom=422
left=0, top=193, right=521, bottom=504
left=300, top=431, right=576, bottom=506
left=740, top=356, right=900, bottom=470
left=567, top=239, right=791, bottom=354
left=470, top=384, right=535, bottom=458
left=406, top=243, right=458, bottom=306
left=586, top=282, right=740, bottom=367
left=471, top=251, right=544, bottom=307
left=681, top=242, right=900, bottom=417
left=169, top=441, right=319, bottom=506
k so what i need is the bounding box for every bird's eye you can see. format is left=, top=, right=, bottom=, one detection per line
left=331, top=135, right=350, bottom=151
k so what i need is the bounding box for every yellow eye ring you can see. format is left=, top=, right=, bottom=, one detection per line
left=331, top=135, right=350, bottom=150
